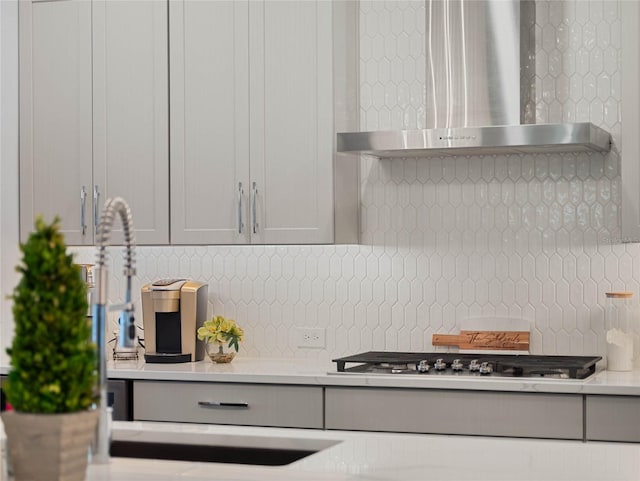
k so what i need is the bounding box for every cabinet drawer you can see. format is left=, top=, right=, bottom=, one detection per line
left=586, top=395, right=640, bottom=442
left=133, top=381, right=323, bottom=429
left=326, top=387, right=583, bottom=440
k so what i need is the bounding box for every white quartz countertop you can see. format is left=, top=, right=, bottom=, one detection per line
left=98, top=357, right=640, bottom=395
left=2, top=418, right=639, bottom=480
left=3, top=357, right=640, bottom=395
left=82, top=421, right=640, bottom=481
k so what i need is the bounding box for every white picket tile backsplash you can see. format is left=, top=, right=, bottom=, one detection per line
left=71, top=0, right=640, bottom=364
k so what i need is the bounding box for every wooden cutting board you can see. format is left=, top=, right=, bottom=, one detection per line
left=432, top=330, right=530, bottom=351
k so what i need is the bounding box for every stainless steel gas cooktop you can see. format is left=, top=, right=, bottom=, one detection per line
left=332, top=352, right=602, bottom=380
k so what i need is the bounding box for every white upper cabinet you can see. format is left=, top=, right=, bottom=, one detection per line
left=20, top=0, right=357, bottom=246
left=621, top=1, right=640, bottom=241
left=248, top=1, right=334, bottom=244
left=19, top=0, right=169, bottom=245
left=170, top=0, right=358, bottom=245
left=92, top=0, right=169, bottom=245
left=169, top=0, right=250, bottom=245
left=19, top=0, right=93, bottom=244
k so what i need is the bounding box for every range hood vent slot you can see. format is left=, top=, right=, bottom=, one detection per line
left=338, top=0, right=612, bottom=157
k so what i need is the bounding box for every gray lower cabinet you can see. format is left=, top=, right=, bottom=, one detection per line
left=124, top=381, right=638, bottom=442
left=586, top=395, right=640, bottom=442
left=325, top=387, right=583, bottom=440
left=133, top=381, right=323, bottom=429
left=108, top=379, right=132, bottom=421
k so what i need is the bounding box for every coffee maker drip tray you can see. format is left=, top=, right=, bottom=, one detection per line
left=144, top=352, right=192, bottom=363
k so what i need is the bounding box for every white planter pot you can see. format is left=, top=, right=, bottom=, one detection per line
left=1, top=409, right=98, bottom=481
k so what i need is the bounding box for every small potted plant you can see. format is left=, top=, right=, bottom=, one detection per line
left=2, top=217, right=98, bottom=481
left=197, top=315, right=244, bottom=363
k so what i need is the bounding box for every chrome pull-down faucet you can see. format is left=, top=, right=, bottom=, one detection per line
left=91, top=197, right=137, bottom=464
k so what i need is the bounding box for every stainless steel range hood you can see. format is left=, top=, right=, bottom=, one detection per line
left=337, top=123, right=612, bottom=157
left=337, top=0, right=612, bottom=158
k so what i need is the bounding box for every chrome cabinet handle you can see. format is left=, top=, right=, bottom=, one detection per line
left=238, top=182, right=244, bottom=234
left=198, top=401, right=249, bottom=409
left=93, top=185, right=100, bottom=233
left=80, top=186, right=87, bottom=236
left=251, top=182, right=258, bottom=234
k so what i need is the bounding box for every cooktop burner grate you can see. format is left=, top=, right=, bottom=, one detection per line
left=332, top=352, right=602, bottom=379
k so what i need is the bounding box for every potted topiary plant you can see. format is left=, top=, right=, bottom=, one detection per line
left=1, top=216, right=98, bottom=481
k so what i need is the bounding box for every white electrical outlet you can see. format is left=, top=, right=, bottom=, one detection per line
left=296, top=327, right=326, bottom=349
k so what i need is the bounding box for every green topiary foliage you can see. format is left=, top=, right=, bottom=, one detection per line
left=4, top=216, right=97, bottom=413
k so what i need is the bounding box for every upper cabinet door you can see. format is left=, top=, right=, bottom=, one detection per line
left=92, top=0, right=169, bottom=245
left=621, top=1, right=640, bottom=242
left=248, top=1, right=334, bottom=244
left=19, top=0, right=93, bottom=244
left=170, top=0, right=250, bottom=245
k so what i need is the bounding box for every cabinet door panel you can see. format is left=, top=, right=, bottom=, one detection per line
left=170, top=0, right=250, bottom=245
left=19, top=0, right=93, bottom=244
left=92, top=0, right=169, bottom=245
left=621, top=2, right=640, bottom=241
left=249, top=1, right=334, bottom=244
left=586, top=395, right=640, bottom=442
left=326, top=387, right=583, bottom=440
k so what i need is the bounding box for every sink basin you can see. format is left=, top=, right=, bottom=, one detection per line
left=110, top=430, right=339, bottom=466
left=111, top=440, right=316, bottom=466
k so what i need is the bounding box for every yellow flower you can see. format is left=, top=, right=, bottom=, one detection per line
left=196, top=316, right=244, bottom=352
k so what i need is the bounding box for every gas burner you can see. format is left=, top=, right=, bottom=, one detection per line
left=371, top=362, right=415, bottom=374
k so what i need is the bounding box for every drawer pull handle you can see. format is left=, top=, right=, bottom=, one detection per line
left=198, top=401, right=249, bottom=409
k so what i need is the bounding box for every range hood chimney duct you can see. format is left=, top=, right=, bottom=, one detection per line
left=426, top=0, right=534, bottom=128
left=338, top=0, right=611, bottom=157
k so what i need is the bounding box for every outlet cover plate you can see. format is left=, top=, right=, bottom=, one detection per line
left=296, top=327, right=326, bottom=349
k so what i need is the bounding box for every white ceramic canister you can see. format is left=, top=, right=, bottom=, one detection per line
left=605, top=292, right=635, bottom=371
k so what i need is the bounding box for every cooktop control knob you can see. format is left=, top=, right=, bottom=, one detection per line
left=451, top=359, right=464, bottom=371
left=479, top=362, right=493, bottom=375
left=417, top=360, right=430, bottom=373
left=469, top=359, right=481, bottom=372
left=434, top=358, right=447, bottom=371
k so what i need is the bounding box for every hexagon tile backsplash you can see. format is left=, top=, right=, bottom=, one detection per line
left=73, top=0, right=640, bottom=363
